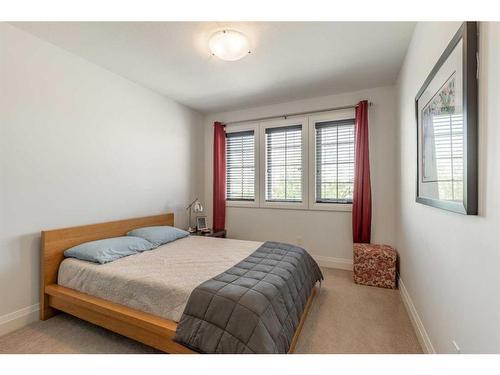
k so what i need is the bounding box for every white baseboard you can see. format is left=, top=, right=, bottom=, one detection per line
left=314, top=255, right=353, bottom=271
left=399, top=277, right=435, bottom=354
left=0, top=303, right=40, bottom=337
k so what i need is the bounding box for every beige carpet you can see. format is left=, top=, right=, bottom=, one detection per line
left=0, top=268, right=422, bottom=354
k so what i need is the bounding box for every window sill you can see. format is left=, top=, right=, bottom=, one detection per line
left=226, top=200, right=259, bottom=208
left=309, top=202, right=352, bottom=212
left=259, top=200, right=308, bottom=210
left=225, top=200, right=352, bottom=212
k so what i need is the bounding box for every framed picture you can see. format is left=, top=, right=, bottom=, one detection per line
left=196, top=216, right=208, bottom=231
left=415, top=22, right=478, bottom=215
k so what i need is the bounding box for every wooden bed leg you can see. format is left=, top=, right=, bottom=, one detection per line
left=40, top=293, right=58, bottom=320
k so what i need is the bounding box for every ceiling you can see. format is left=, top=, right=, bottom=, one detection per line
left=12, top=22, right=415, bottom=114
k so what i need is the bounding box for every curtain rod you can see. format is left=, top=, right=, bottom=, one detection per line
left=223, top=101, right=373, bottom=126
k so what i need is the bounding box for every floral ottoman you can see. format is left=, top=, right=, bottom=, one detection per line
left=353, top=243, right=397, bottom=289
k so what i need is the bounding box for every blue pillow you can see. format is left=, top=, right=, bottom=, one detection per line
left=127, top=226, right=189, bottom=247
left=64, top=236, right=156, bottom=264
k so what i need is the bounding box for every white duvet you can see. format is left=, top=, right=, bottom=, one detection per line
left=58, top=236, right=262, bottom=322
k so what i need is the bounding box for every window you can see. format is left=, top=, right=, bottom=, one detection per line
left=265, top=125, right=303, bottom=202
left=315, top=119, right=355, bottom=203
left=224, top=109, right=355, bottom=211
left=226, top=130, right=255, bottom=201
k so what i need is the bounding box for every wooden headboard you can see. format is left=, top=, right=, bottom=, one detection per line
left=40, top=213, right=174, bottom=320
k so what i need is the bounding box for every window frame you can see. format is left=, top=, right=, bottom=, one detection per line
left=225, top=122, right=260, bottom=208
left=222, top=109, right=358, bottom=212
left=308, top=109, right=356, bottom=212
left=259, top=117, right=309, bottom=210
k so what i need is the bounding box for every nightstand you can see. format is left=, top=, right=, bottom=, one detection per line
left=190, top=229, right=227, bottom=238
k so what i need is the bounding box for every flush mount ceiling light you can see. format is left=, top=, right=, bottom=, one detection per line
left=209, top=29, right=251, bottom=61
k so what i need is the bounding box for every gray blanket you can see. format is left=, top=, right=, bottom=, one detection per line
left=174, top=241, right=323, bottom=353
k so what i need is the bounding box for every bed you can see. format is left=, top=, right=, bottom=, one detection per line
left=40, top=213, right=321, bottom=354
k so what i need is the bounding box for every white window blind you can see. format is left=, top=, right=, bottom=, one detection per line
left=265, top=125, right=302, bottom=202
left=226, top=130, right=255, bottom=201
left=315, top=119, right=355, bottom=203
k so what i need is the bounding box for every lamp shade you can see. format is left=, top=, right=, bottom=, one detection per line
left=193, top=200, right=203, bottom=213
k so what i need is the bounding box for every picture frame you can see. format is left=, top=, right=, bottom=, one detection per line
left=415, top=22, right=478, bottom=215
left=196, top=216, right=208, bottom=231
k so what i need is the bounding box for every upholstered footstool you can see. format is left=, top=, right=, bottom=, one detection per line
left=353, top=243, right=397, bottom=289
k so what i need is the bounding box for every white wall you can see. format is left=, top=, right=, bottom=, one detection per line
left=0, top=23, right=203, bottom=334
left=396, top=22, right=500, bottom=353
left=203, top=86, right=398, bottom=266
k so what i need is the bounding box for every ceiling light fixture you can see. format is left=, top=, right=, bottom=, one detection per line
left=209, top=29, right=251, bottom=61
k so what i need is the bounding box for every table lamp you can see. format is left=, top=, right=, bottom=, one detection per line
left=186, top=198, right=203, bottom=233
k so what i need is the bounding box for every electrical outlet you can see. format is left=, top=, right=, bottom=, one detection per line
left=296, top=237, right=303, bottom=245
left=452, top=340, right=461, bottom=354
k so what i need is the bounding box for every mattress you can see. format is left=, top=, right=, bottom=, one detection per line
left=58, top=236, right=262, bottom=322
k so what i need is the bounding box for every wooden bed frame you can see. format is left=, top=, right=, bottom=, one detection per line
left=40, top=213, right=317, bottom=354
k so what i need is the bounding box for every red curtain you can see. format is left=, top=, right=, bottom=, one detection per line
left=352, top=100, right=372, bottom=243
left=213, top=122, right=226, bottom=230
